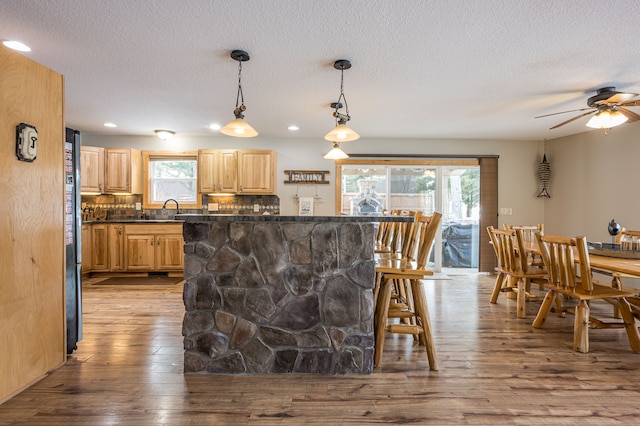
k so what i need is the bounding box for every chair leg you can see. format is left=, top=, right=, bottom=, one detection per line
left=573, top=300, right=590, bottom=353
left=374, top=277, right=393, bottom=368
left=490, top=272, right=506, bottom=304
left=617, top=297, right=640, bottom=353
left=532, top=290, right=555, bottom=328
left=411, top=279, right=439, bottom=371
left=516, top=278, right=526, bottom=319
left=612, top=275, right=622, bottom=319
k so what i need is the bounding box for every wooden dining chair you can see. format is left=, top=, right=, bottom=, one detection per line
left=532, top=233, right=640, bottom=353
left=487, top=226, right=548, bottom=318
left=504, top=224, right=544, bottom=267
left=374, top=212, right=442, bottom=370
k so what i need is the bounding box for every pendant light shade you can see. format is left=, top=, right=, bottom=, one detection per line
left=220, top=117, right=259, bottom=137
left=324, top=142, right=349, bottom=160
left=221, top=50, right=258, bottom=138
left=324, top=123, right=360, bottom=142
left=324, top=59, right=359, bottom=143
left=586, top=108, right=628, bottom=129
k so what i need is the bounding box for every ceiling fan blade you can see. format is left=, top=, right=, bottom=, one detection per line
left=606, top=92, right=639, bottom=104
left=534, top=107, right=593, bottom=119
left=619, top=99, right=640, bottom=107
left=617, top=106, right=640, bottom=122
left=549, top=110, right=596, bottom=129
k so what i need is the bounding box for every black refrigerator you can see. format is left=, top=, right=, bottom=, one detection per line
left=64, top=127, right=82, bottom=354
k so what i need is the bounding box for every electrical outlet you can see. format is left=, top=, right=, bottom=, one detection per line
left=135, top=202, right=141, bottom=210
left=209, top=203, right=219, bottom=212
left=254, top=204, right=260, bottom=212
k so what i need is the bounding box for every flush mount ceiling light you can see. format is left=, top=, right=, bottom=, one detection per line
left=324, top=59, right=360, bottom=143
left=324, top=142, right=349, bottom=160
left=220, top=50, right=258, bottom=138
left=585, top=108, right=628, bottom=129
left=155, top=130, right=175, bottom=141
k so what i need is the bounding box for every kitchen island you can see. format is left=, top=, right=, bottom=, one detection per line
left=178, top=214, right=410, bottom=375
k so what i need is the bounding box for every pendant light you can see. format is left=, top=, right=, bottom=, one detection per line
left=324, top=142, right=349, bottom=160
left=585, top=108, right=628, bottom=129
left=324, top=59, right=360, bottom=142
left=220, top=50, right=258, bottom=138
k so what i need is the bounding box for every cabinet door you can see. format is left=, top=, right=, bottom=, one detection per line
left=125, top=235, right=156, bottom=271
left=81, top=224, right=91, bottom=273
left=155, top=234, right=184, bottom=270
left=108, top=224, right=125, bottom=271
left=104, top=149, right=131, bottom=193
left=80, top=146, right=104, bottom=193
left=237, top=150, right=275, bottom=194
left=91, top=224, right=109, bottom=271
left=198, top=149, right=237, bottom=193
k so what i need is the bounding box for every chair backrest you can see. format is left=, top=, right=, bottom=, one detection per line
left=487, top=226, right=536, bottom=274
left=414, top=212, right=442, bottom=269
left=504, top=224, right=543, bottom=244
left=377, top=210, right=401, bottom=249
left=398, top=211, right=422, bottom=260
left=535, top=233, right=594, bottom=293
left=616, top=228, right=640, bottom=249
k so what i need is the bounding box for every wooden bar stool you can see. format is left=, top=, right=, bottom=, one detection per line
left=374, top=212, right=442, bottom=370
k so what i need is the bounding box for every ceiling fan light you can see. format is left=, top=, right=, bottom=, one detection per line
left=324, top=123, right=360, bottom=142
left=324, top=142, right=349, bottom=160
left=586, top=109, right=628, bottom=129
left=220, top=117, right=258, bottom=138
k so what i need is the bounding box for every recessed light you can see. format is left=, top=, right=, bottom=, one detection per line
left=104, top=122, right=117, bottom=128
left=288, top=125, right=299, bottom=131
left=208, top=123, right=221, bottom=130
left=3, top=40, right=31, bottom=52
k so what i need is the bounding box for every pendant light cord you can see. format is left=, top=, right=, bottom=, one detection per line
left=335, top=68, right=350, bottom=121
left=235, top=61, right=245, bottom=109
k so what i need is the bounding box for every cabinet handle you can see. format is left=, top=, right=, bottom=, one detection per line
left=157, top=237, right=161, bottom=246
left=150, top=239, right=153, bottom=246
left=118, top=226, right=123, bottom=235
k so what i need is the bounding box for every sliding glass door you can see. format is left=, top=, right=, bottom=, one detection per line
left=339, top=162, right=480, bottom=273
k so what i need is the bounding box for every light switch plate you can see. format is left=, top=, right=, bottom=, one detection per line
left=254, top=204, right=260, bottom=212
left=135, top=202, right=142, bottom=210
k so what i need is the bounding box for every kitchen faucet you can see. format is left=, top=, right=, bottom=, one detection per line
left=162, top=198, right=180, bottom=214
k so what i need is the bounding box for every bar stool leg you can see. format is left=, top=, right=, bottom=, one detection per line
left=411, top=279, right=439, bottom=371
left=374, top=276, right=393, bottom=368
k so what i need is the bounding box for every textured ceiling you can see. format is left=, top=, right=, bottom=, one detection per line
left=2, top=0, right=640, bottom=141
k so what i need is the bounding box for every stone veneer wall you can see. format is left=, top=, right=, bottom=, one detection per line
left=182, top=220, right=376, bottom=374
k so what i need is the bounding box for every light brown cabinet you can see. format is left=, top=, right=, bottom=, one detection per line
left=237, top=149, right=275, bottom=194
left=104, top=148, right=143, bottom=194
left=124, top=224, right=184, bottom=271
left=108, top=224, right=125, bottom=271
left=81, top=224, right=91, bottom=273
left=198, top=149, right=275, bottom=194
left=80, top=146, right=104, bottom=194
left=91, top=224, right=109, bottom=271
left=198, top=149, right=238, bottom=193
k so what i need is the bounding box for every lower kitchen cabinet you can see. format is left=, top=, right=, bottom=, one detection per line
left=108, top=224, right=125, bottom=271
left=81, top=224, right=91, bottom=273
left=91, top=224, right=109, bottom=271
left=124, top=224, right=184, bottom=271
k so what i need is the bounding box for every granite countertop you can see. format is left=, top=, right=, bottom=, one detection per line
left=175, top=214, right=412, bottom=223
left=82, top=219, right=184, bottom=224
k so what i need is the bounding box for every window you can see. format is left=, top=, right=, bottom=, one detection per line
left=142, top=151, right=201, bottom=209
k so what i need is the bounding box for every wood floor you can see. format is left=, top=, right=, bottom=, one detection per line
left=2, top=274, right=640, bottom=425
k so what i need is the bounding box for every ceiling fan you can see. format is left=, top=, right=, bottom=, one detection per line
left=536, top=86, right=640, bottom=129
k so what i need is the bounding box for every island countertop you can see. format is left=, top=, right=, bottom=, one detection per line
left=176, top=214, right=411, bottom=223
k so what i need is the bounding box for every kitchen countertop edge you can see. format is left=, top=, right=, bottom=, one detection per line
left=176, top=214, right=412, bottom=223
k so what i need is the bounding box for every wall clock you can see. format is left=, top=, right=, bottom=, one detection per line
left=16, top=123, right=38, bottom=162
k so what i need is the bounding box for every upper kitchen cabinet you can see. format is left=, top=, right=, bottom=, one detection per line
left=80, top=146, right=104, bottom=194
left=198, top=149, right=238, bottom=194
left=104, top=148, right=143, bottom=194
left=237, top=150, right=275, bottom=194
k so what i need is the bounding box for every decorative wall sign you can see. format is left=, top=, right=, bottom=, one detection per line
left=16, top=123, right=38, bottom=162
left=284, top=170, right=330, bottom=184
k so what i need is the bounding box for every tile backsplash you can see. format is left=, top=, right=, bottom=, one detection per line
left=81, top=194, right=280, bottom=221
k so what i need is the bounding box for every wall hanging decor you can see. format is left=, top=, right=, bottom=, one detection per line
left=537, top=154, right=551, bottom=198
